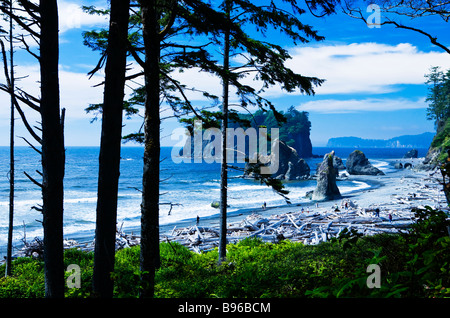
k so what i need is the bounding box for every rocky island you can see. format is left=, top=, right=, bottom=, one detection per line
left=312, top=151, right=342, bottom=201
left=346, top=150, right=385, bottom=176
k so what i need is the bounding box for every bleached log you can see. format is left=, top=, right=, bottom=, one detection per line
left=195, top=225, right=204, bottom=240
left=287, top=214, right=301, bottom=229
left=243, top=218, right=259, bottom=231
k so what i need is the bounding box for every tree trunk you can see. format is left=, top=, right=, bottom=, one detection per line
left=93, top=0, right=130, bottom=298
left=140, top=0, right=161, bottom=298
left=39, top=0, right=65, bottom=298
left=5, top=1, right=14, bottom=277
left=219, top=0, right=231, bottom=263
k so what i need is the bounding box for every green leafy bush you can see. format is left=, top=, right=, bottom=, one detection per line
left=0, top=257, right=45, bottom=298
left=1, top=206, right=449, bottom=298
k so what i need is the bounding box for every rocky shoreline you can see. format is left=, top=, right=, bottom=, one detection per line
left=162, top=163, right=446, bottom=253
left=4, top=150, right=447, bottom=262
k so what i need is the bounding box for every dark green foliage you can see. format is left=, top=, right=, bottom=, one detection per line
left=0, top=258, right=45, bottom=298
left=425, top=66, right=450, bottom=126
left=2, top=206, right=449, bottom=298
left=236, top=106, right=311, bottom=148
left=430, top=117, right=450, bottom=164
left=309, top=206, right=450, bottom=298
left=64, top=249, right=94, bottom=297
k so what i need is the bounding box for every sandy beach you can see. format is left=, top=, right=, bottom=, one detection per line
left=170, top=160, right=443, bottom=226
left=156, top=157, right=447, bottom=252
left=9, top=157, right=447, bottom=258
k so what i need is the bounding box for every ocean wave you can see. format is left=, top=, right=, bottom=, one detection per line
left=339, top=180, right=371, bottom=193
left=65, top=197, right=98, bottom=204
left=228, top=184, right=272, bottom=191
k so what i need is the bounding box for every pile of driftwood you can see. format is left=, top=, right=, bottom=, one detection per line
left=9, top=224, right=141, bottom=261
left=9, top=180, right=441, bottom=260
left=390, top=177, right=446, bottom=208
left=163, top=200, right=415, bottom=253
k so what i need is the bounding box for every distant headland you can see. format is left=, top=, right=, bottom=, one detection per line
left=326, top=132, right=434, bottom=149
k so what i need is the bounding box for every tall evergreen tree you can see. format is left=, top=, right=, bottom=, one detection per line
left=188, top=0, right=330, bottom=262
left=138, top=0, right=161, bottom=298
left=0, top=0, right=65, bottom=298
left=425, top=66, right=450, bottom=128
left=0, top=0, right=15, bottom=278
left=92, top=0, right=131, bottom=298
left=84, top=0, right=333, bottom=296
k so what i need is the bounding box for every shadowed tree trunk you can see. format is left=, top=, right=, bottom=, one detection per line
left=93, top=0, right=130, bottom=298
left=5, top=0, right=14, bottom=278
left=219, top=0, right=231, bottom=263
left=139, top=0, right=161, bottom=298
left=40, top=0, right=65, bottom=298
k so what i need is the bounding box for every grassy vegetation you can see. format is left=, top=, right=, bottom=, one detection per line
left=1, top=207, right=450, bottom=298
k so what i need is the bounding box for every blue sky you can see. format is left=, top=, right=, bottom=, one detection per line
left=0, top=0, right=449, bottom=147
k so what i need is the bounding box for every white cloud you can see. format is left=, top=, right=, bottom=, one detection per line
left=0, top=64, right=104, bottom=122
left=165, top=42, right=450, bottom=100
left=0, top=1, right=107, bottom=36
left=58, top=0, right=108, bottom=34
left=297, top=97, right=427, bottom=113
left=281, top=42, right=450, bottom=95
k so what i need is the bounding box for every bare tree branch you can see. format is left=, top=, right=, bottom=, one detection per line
left=382, top=19, right=450, bottom=54
left=342, top=0, right=450, bottom=54
left=0, top=5, right=40, bottom=38
left=23, top=171, right=43, bottom=188
left=18, top=136, right=42, bottom=154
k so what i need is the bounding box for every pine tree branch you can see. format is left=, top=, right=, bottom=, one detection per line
left=127, top=41, right=146, bottom=68
left=18, top=34, right=40, bottom=60
left=159, top=0, right=177, bottom=39
left=13, top=98, right=42, bottom=144
left=87, top=50, right=107, bottom=79
left=23, top=171, right=43, bottom=188
left=18, top=136, right=42, bottom=154
left=382, top=19, right=450, bottom=54
left=160, top=70, right=204, bottom=120
left=0, top=5, right=40, bottom=38
left=17, top=0, right=41, bottom=22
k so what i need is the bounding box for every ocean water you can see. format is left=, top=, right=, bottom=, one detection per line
left=0, top=146, right=428, bottom=254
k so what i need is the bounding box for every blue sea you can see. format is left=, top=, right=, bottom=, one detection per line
left=0, top=146, right=428, bottom=255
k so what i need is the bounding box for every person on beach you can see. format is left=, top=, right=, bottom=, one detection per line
left=375, top=208, right=380, bottom=217
left=263, top=202, right=266, bottom=210
left=196, top=215, right=200, bottom=225
left=388, top=213, right=392, bottom=223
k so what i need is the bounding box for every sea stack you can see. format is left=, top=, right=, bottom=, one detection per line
left=312, top=151, right=342, bottom=201
left=244, top=139, right=310, bottom=180
left=346, top=150, right=385, bottom=176
left=272, top=140, right=310, bottom=180
left=403, top=149, right=418, bottom=159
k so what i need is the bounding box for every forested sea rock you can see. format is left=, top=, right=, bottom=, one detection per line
left=236, top=107, right=314, bottom=158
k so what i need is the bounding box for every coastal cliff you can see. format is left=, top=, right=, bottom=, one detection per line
left=237, top=107, right=314, bottom=158
left=180, top=107, right=315, bottom=160
left=417, top=118, right=450, bottom=170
